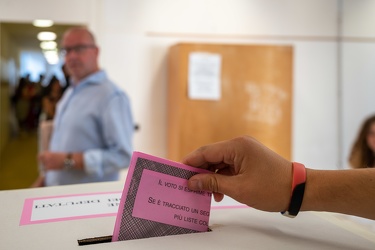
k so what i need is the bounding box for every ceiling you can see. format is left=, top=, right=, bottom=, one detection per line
left=1, top=22, right=78, bottom=49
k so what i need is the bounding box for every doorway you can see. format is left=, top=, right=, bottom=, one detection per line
left=0, top=22, right=78, bottom=189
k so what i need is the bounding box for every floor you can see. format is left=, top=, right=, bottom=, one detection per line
left=0, top=131, right=39, bottom=190
left=0, top=130, right=128, bottom=190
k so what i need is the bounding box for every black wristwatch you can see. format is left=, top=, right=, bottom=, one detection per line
left=64, top=153, right=75, bottom=170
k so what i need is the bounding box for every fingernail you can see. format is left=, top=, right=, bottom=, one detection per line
left=189, top=179, right=202, bottom=190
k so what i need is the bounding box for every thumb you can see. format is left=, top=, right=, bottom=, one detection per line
left=188, top=173, right=229, bottom=195
left=189, top=174, right=229, bottom=202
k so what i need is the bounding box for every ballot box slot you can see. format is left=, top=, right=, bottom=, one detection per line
left=78, top=235, right=112, bottom=246
left=77, top=227, right=212, bottom=245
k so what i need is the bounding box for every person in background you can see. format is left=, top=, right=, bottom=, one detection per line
left=61, top=64, right=71, bottom=92
left=183, top=136, right=375, bottom=220
left=39, top=76, right=63, bottom=121
left=349, top=114, right=375, bottom=168
left=34, top=27, right=134, bottom=186
left=12, top=77, right=31, bottom=131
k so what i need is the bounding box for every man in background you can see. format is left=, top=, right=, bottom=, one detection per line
left=34, top=27, right=134, bottom=186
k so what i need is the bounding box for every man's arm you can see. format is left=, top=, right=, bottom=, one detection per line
left=39, top=93, right=133, bottom=177
left=38, top=152, right=84, bottom=171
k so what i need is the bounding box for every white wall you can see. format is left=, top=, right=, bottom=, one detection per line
left=0, top=0, right=92, bottom=25
left=94, top=0, right=340, bottom=169
left=341, top=0, right=375, bottom=168
left=1, top=0, right=374, bottom=170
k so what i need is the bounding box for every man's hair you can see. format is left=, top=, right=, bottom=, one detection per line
left=62, top=27, right=96, bottom=45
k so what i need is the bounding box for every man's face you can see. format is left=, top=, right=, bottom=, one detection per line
left=61, top=30, right=99, bottom=82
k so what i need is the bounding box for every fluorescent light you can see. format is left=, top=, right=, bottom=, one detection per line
left=37, top=31, right=56, bottom=41
left=33, top=19, right=54, bottom=27
left=40, top=41, right=57, bottom=50
left=43, top=50, right=59, bottom=65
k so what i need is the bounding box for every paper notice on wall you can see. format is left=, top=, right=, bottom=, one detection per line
left=188, top=52, right=222, bottom=100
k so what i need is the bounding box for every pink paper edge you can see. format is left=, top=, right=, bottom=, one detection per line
left=20, top=198, right=34, bottom=225
left=111, top=151, right=212, bottom=241
left=25, top=191, right=121, bottom=201
left=21, top=213, right=118, bottom=226
left=211, top=205, right=248, bottom=210
left=111, top=152, right=140, bottom=241
left=19, top=191, right=121, bottom=226
left=134, top=151, right=211, bottom=174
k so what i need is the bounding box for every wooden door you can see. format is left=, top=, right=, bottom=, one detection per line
left=168, top=43, right=293, bottom=161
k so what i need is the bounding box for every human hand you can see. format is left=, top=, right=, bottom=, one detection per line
left=182, top=136, right=293, bottom=212
left=38, top=151, right=65, bottom=171
left=30, top=175, right=45, bottom=188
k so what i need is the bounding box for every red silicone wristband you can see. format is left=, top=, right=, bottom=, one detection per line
left=282, top=162, right=306, bottom=218
left=291, top=162, right=306, bottom=192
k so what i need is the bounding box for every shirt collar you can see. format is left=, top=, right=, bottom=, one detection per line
left=71, top=70, right=107, bottom=91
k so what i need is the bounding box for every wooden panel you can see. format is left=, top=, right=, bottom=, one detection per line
left=168, top=43, right=293, bottom=161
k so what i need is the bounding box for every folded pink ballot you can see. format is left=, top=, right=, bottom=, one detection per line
left=112, top=152, right=212, bottom=241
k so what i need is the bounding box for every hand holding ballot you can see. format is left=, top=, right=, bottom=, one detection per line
left=183, top=136, right=292, bottom=213
left=183, top=135, right=375, bottom=220
left=112, top=136, right=375, bottom=243
left=112, top=152, right=212, bottom=242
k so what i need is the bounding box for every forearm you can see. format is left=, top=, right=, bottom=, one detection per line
left=71, top=152, right=84, bottom=170
left=302, top=168, right=375, bottom=220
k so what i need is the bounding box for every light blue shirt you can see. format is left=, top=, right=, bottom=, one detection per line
left=46, top=70, right=134, bottom=186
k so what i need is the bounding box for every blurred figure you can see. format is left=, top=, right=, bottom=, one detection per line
left=12, top=76, right=41, bottom=132
left=40, top=76, right=63, bottom=121
left=34, top=76, right=62, bottom=185
left=61, top=64, right=71, bottom=92
left=33, top=27, right=134, bottom=187
left=349, top=115, right=375, bottom=168
left=12, top=77, right=30, bottom=131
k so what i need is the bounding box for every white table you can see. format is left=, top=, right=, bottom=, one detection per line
left=1, top=181, right=374, bottom=249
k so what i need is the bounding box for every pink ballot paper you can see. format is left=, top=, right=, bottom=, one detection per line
left=112, top=152, right=212, bottom=241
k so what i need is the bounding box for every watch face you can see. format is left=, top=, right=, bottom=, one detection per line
left=64, top=157, right=75, bottom=169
